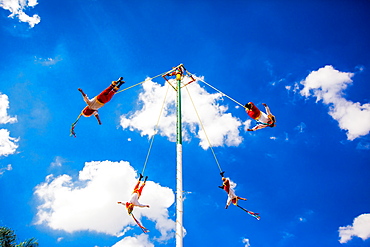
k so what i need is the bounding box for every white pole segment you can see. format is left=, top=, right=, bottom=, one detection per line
left=176, top=143, right=183, bottom=247
left=175, top=73, right=183, bottom=247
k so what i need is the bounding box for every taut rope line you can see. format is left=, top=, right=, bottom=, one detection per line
left=185, top=85, right=223, bottom=173
left=188, top=72, right=246, bottom=109
left=141, top=82, right=171, bottom=175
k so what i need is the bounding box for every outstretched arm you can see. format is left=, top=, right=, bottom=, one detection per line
left=262, top=103, right=272, bottom=116
left=247, top=123, right=268, bottom=131
left=79, top=88, right=92, bottom=105
left=262, top=103, right=276, bottom=126
left=78, top=88, right=86, bottom=97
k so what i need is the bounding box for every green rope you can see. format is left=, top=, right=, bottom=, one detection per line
left=141, top=82, right=171, bottom=175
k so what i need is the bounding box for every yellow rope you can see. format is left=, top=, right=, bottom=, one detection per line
left=113, top=64, right=184, bottom=174
left=141, top=82, right=171, bottom=175
left=185, top=85, right=223, bottom=173
left=116, top=65, right=235, bottom=174
left=187, top=71, right=246, bottom=109
left=115, top=67, right=177, bottom=94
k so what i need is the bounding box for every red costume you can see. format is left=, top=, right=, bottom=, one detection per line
left=70, top=78, right=124, bottom=137
left=81, top=81, right=123, bottom=117
left=219, top=172, right=261, bottom=220
left=220, top=176, right=246, bottom=208
left=118, top=174, right=149, bottom=215
left=245, top=102, right=276, bottom=131
left=162, top=64, right=196, bottom=87
left=117, top=174, right=150, bottom=233
left=246, top=102, right=262, bottom=120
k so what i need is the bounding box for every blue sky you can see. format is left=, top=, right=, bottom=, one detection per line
left=0, top=0, right=370, bottom=246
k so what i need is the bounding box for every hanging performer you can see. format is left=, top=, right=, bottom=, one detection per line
left=119, top=173, right=150, bottom=214
left=162, top=64, right=196, bottom=86
left=245, top=102, right=276, bottom=131
left=70, top=77, right=125, bottom=137
left=118, top=174, right=150, bottom=233
left=219, top=171, right=260, bottom=220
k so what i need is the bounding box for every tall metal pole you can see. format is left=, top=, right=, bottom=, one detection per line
left=175, top=73, right=183, bottom=247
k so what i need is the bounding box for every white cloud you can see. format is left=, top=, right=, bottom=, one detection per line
left=242, top=238, right=251, bottom=247
left=120, top=78, right=243, bottom=150
left=339, top=213, right=370, bottom=243
left=50, top=156, right=65, bottom=167
left=282, top=231, right=295, bottom=239
left=34, top=56, right=62, bottom=66
left=300, top=65, right=370, bottom=140
left=297, top=209, right=313, bottom=223
left=243, top=119, right=252, bottom=132
left=0, top=164, right=12, bottom=175
left=34, top=160, right=175, bottom=244
left=295, top=122, right=306, bottom=133
left=0, top=93, right=19, bottom=157
left=0, top=0, right=40, bottom=27
left=0, top=129, right=19, bottom=156
left=286, top=83, right=300, bottom=93
left=356, top=141, right=370, bottom=150
left=112, top=234, right=154, bottom=247
left=0, top=93, right=17, bottom=124
left=284, top=132, right=289, bottom=141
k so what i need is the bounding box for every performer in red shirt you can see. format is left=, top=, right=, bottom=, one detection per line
left=78, top=77, right=125, bottom=124
left=118, top=174, right=149, bottom=215
left=118, top=174, right=150, bottom=233
left=245, top=102, right=276, bottom=131
left=219, top=171, right=247, bottom=209
left=219, top=171, right=260, bottom=220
